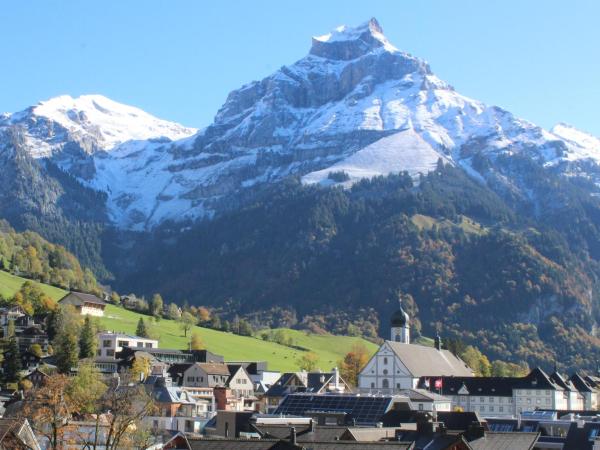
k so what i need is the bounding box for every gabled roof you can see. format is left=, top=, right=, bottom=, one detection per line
left=59, top=291, right=106, bottom=307
left=192, top=363, right=230, bottom=376
left=468, top=431, right=539, bottom=450
left=265, top=373, right=305, bottom=397
left=550, top=371, right=578, bottom=392
left=418, top=367, right=563, bottom=397
left=570, top=373, right=595, bottom=393
left=385, top=341, right=474, bottom=377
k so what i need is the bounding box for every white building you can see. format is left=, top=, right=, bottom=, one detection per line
left=421, top=368, right=580, bottom=418
left=97, top=332, right=158, bottom=358
left=358, top=301, right=473, bottom=392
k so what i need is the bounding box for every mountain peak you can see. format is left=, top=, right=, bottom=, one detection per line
left=310, top=18, right=397, bottom=60
left=22, top=94, right=197, bottom=151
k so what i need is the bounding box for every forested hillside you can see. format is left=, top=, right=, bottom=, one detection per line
left=111, top=163, right=600, bottom=372
left=0, top=220, right=98, bottom=294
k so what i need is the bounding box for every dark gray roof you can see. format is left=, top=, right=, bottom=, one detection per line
left=570, top=373, right=595, bottom=393
left=564, top=422, right=600, bottom=450
left=418, top=367, right=563, bottom=397
left=188, top=439, right=413, bottom=450
left=469, top=431, right=539, bottom=450
left=253, top=424, right=346, bottom=442
left=59, top=291, right=106, bottom=306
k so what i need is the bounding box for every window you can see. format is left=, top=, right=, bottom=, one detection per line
left=489, top=406, right=494, bottom=412
left=383, top=369, right=388, bottom=375
left=118, top=340, right=129, bottom=347
left=382, top=379, right=389, bottom=389
left=418, top=403, right=423, bottom=411
left=145, top=342, right=153, bottom=348
left=106, top=349, right=114, bottom=357
left=396, top=383, right=401, bottom=389
left=103, top=340, right=112, bottom=348
left=480, top=406, right=485, bottom=412
left=480, top=397, right=485, bottom=402
left=383, top=357, right=388, bottom=365
left=489, top=397, right=494, bottom=402
left=137, top=342, right=143, bottom=348
left=371, top=382, right=375, bottom=388
left=499, top=406, right=504, bottom=412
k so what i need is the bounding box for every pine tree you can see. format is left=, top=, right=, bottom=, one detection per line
left=79, top=316, right=96, bottom=359
left=136, top=317, right=148, bottom=338
left=4, top=338, right=21, bottom=382
left=55, top=330, right=79, bottom=374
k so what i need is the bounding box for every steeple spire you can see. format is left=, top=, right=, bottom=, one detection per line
left=390, top=297, right=410, bottom=343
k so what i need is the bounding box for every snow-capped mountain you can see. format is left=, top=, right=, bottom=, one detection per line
left=0, top=94, right=197, bottom=179
left=2, top=18, right=600, bottom=230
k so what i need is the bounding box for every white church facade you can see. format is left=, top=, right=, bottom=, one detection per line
left=358, top=300, right=474, bottom=393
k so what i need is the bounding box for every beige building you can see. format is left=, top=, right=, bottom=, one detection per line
left=183, top=363, right=231, bottom=388
left=59, top=292, right=106, bottom=317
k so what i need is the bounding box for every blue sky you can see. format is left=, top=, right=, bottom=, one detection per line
left=2, top=1, right=599, bottom=134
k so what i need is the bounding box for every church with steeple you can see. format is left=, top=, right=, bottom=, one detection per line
left=358, top=300, right=474, bottom=392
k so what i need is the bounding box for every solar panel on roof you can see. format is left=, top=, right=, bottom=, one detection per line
left=489, top=423, right=515, bottom=432
left=274, top=394, right=392, bottom=425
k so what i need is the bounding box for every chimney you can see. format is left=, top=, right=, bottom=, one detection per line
left=290, top=427, right=297, bottom=445
left=467, top=421, right=486, bottom=440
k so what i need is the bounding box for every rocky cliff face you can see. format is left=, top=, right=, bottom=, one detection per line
left=1, top=19, right=600, bottom=232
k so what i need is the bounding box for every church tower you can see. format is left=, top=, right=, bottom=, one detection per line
left=390, top=300, right=410, bottom=343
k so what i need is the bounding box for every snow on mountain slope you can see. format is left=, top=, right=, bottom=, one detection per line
left=3, top=18, right=600, bottom=230
left=302, top=129, right=450, bottom=186
left=2, top=94, right=197, bottom=158
left=78, top=18, right=600, bottom=229
left=550, top=123, right=600, bottom=163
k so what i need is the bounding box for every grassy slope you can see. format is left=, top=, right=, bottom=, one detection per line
left=99, top=304, right=378, bottom=372
left=0, top=270, right=66, bottom=301
left=0, top=271, right=380, bottom=372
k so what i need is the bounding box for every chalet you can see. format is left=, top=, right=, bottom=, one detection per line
left=16, top=326, right=48, bottom=353
left=358, top=301, right=473, bottom=392
left=182, top=363, right=231, bottom=388
left=23, top=368, right=48, bottom=388
left=0, top=306, right=32, bottom=337
left=226, top=364, right=255, bottom=398
left=59, top=292, right=106, bottom=317
left=144, top=377, right=214, bottom=434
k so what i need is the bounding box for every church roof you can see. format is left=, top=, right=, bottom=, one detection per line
left=385, top=341, right=474, bottom=378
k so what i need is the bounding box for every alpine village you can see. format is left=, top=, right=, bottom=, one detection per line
left=2, top=10, right=600, bottom=450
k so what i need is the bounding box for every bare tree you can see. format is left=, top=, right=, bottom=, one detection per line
left=101, top=375, right=156, bottom=450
